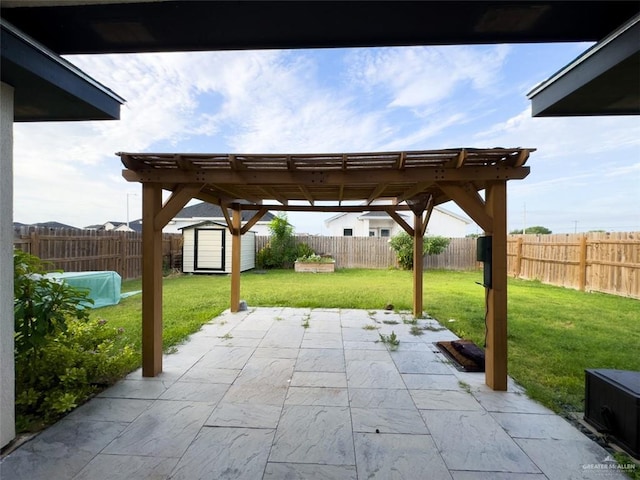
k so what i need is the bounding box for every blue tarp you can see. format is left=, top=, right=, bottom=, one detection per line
left=43, top=271, right=125, bottom=308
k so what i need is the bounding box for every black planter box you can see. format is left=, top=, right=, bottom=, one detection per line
left=585, top=369, right=640, bottom=458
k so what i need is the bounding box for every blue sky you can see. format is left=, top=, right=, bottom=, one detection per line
left=13, top=43, right=640, bottom=234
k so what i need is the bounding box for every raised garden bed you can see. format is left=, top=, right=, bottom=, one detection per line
left=294, top=261, right=335, bottom=273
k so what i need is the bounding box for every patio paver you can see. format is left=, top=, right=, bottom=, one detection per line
left=1, top=308, right=628, bottom=480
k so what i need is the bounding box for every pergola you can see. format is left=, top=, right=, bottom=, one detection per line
left=119, top=147, right=533, bottom=391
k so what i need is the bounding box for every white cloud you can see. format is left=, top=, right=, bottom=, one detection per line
left=474, top=108, right=640, bottom=159
left=346, top=45, right=510, bottom=110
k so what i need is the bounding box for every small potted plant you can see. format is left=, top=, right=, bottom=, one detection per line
left=294, top=253, right=336, bottom=273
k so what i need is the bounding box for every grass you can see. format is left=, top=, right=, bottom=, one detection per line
left=95, top=268, right=640, bottom=415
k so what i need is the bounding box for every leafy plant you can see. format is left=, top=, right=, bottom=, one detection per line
left=388, top=232, right=450, bottom=270
left=362, top=324, right=379, bottom=330
left=378, top=331, right=400, bottom=350
left=409, top=325, right=424, bottom=336
left=296, top=254, right=335, bottom=264
left=14, top=249, right=92, bottom=357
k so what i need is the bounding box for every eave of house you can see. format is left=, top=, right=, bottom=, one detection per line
left=528, top=14, right=640, bottom=116
left=0, top=19, right=124, bottom=121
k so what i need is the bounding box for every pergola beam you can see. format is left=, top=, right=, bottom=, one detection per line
left=122, top=165, right=529, bottom=185
left=395, top=181, right=433, bottom=204
left=241, top=207, right=268, bottom=235
left=153, top=184, right=202, bottom=231
left=437, top=183, right=493, bottom=232
left=385, top=207, right=414, bottom=236
left=367, top=183, right=388, bottom=205
left=421, top=197, right=434, bottom=237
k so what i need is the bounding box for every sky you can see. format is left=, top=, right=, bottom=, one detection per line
left=13, top=42, right=640, bottom=235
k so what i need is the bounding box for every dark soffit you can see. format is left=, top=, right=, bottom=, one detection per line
left=1, top=20, right=125, bottom=122
left=2, top=1, right=639, bottom=54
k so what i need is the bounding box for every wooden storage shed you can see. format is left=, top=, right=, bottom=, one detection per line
left=181, top=221, right=255, bottom=274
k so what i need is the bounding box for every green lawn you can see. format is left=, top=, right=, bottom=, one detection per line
left=97, top=268, right=640, bottom=414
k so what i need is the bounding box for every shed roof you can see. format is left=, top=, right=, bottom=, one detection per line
left=175, top=201, right=274, bottom=222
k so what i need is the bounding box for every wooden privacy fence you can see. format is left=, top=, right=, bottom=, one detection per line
left=257, top=233, right=640, bottom=298
left=13, top=227, right=183, bottom=280
left=256, top=235, right=399, bottom=269
left=256, top=235, right=479, bottom=270
left=13, top=228, right=639, bottom=298
left=508, top=232, right=640, bottom=299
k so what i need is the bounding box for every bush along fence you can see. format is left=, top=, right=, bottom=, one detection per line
left=13, top=226, right=183, bottom=280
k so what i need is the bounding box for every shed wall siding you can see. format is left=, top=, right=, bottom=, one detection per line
left=182, top=229, right=195, bottom=272
left=183, top=226, right=255, bottom=273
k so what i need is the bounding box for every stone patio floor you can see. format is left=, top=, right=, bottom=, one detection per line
left=1, top=307, right=628, bottom=480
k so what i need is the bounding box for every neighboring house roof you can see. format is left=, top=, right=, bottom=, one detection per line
left=15, top=221, right=80, bottom=229
left=175, top=202, right=275, bottom=223
left=84, top=221, right=142, bottom=233
left=432, top=206, right=471, bottom=224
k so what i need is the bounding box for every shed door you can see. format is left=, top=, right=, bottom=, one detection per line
left=194, top=228, right=225, bottom=271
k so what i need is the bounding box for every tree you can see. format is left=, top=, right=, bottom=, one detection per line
left=509, top=226, right=552, bottom=235
left=389, top=232, right=450, bottom=270
left=257, top=213, right=298, bottom=268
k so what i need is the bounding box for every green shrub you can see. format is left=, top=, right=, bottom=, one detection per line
left=388, top=232, right=450, bottom=270
left=296, top=242, right=315, bottom=259
left=15, top=317, right=137, bottom=430
left=257, top=215, right=318, bottom=268
left=13, top=250, right=138, bottom=432
left=14, top=249, right=91, bottom=356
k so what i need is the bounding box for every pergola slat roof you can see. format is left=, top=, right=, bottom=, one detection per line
left=118, top=147, right=534, bottom=392
left=119, top=147, right=533, bottom=210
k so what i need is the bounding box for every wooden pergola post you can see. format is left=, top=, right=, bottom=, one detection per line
left=485, top=181, right=508, bottom=390
left=413, top=213, right=424, bottom=317
left=230, top=206, right=242, bottom=312
left=141, top=183, right=163, bottom=376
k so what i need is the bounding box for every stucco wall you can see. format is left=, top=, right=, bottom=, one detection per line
left=0, top=82, right=15, bottom=447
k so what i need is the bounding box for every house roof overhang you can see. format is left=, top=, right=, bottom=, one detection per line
left=2, top=1, right=637, bottom=54
left=118, top=148, right=533, bottom=222
left=528, top=14, right=640, bottom=116
left=2, top=2, right=638, bottom=118
left=1, top=19, right=124, bottom=121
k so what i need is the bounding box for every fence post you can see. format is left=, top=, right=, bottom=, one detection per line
left=578, top=234, right=587, bottom=292
left=30, top=230, right=40, bottom=257
left=514, top=236, right=523, bottom=278
left=120, top=232, right=127, bottom=278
